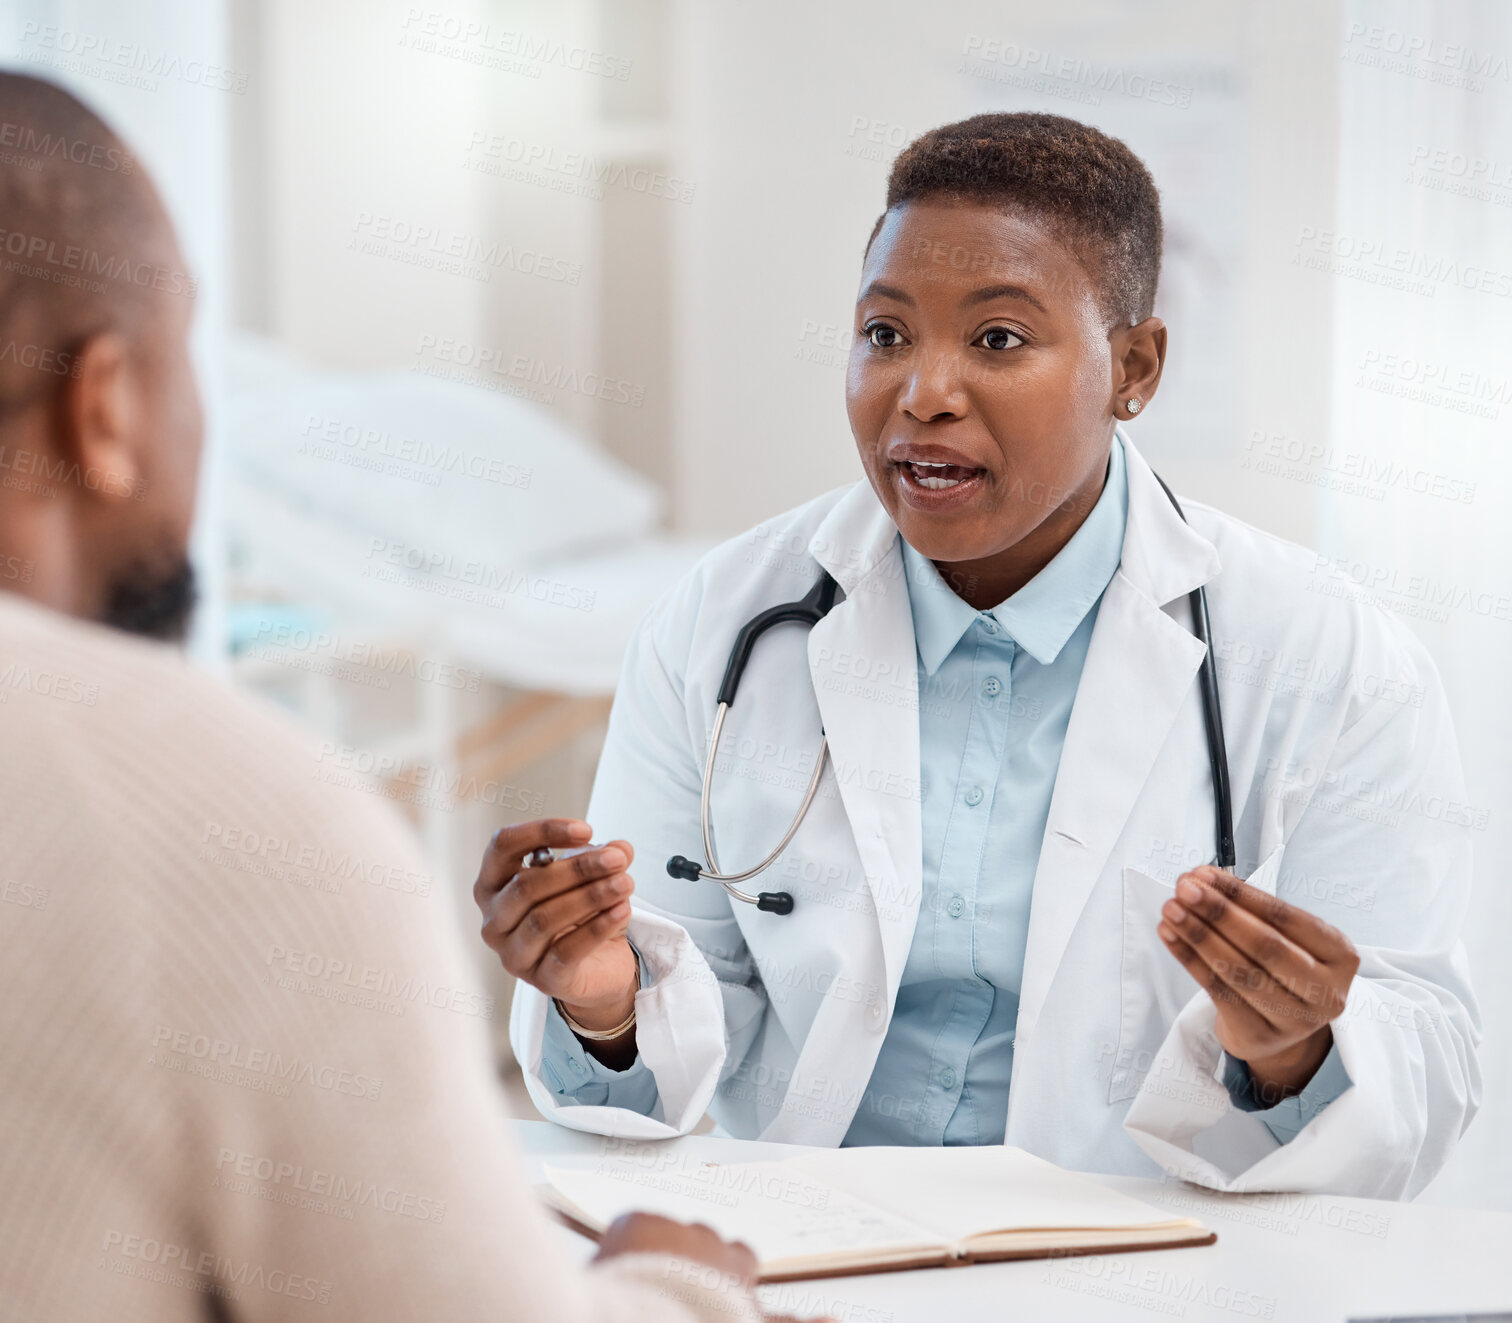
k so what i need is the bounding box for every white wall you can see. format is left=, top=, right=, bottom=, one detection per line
left=1320, top=0, right=1512, bottom=1210
left=235, top=0, right=629, bottom=443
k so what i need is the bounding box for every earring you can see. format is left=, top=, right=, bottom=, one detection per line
left=1126, top=399, right=1142, bottom=414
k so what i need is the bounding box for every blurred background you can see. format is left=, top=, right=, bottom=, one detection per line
left=2, top=0, right=1507, bottom=1208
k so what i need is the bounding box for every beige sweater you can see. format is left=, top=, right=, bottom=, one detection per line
left=0, top=592, right=761, bottom=1322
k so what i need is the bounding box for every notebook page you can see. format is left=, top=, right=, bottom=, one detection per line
left=783, top=1146, right=1192, bottom=1246
left=542, top=1157, right=946, bottom=1265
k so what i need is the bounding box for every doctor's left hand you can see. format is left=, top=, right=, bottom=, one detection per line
left=1156, top=865, right=1360, bottom=1106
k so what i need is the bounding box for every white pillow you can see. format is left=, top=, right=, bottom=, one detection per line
left=222, top=333, right=663, bottom=567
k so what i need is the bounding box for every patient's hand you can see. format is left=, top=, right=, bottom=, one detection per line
left=596, top=1211, right=756, bottom=1281
left=474, top=819, right=639, bottom=1032
left=596, top=1216, right=835, bottom=1322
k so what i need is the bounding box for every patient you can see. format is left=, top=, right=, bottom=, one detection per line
left=0, top=72, right=785, bottom=1322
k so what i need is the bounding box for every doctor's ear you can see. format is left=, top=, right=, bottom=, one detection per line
left=1110, top=316, right=1166, bottom=421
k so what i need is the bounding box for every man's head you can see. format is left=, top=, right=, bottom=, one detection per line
left=0, top=73, right=202, bottom=640
left=846, top=113, right=1166, bottom=607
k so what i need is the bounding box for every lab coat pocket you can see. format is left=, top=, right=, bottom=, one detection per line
left=1107, top=846, right=1285, bottom=1105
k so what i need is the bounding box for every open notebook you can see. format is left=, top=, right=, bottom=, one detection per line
left=540, top=1144, right=1214, bottom=1282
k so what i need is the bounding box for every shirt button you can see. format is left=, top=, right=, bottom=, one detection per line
left=940, top=1067, right=957, bottom=1090
left=569, top=1058, right=585, bottom=1075
left=964, top=786, right=984, bottom=807
left=982, top=617, right=999, bottom=634
left=947, top=895, right=965, bottom=918
left=981, top=676, right=1002, bottom=698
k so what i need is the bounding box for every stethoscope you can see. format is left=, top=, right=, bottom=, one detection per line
left=666, top=472, right=1235, bottom=914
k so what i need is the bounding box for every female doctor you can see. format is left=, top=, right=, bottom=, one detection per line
left=475, top=113, right=1480, bottom=1198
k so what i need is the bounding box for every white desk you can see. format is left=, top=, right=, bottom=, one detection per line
left=511, top=1120, right=1512, bottom=1323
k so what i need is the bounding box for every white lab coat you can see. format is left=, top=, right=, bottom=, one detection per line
left=511, top=430, right=1481, bottom=1198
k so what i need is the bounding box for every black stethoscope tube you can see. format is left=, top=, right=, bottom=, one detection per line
left=1151, top=472, right=1236, bottom=871
left=716, top=570, right=841, bottom=709
left=669, top=470, right=1237, bottom=910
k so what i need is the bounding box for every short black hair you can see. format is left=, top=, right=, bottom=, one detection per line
left=866, top=112, right=1163, bottom=330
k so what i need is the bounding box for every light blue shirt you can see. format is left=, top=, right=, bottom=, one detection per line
left=540, top=433, right=1349, bottom=1145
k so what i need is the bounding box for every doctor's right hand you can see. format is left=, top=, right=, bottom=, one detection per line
left=473, top=818, right=640, bottom=1031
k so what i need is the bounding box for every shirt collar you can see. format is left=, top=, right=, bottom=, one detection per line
left=901, top=432, right=1130, bottom=674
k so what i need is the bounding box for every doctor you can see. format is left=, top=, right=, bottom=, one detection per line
left=476, top=113, right=1480, bottom=1197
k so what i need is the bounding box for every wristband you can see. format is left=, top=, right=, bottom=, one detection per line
left=555, top=963, right=640, bottom=1041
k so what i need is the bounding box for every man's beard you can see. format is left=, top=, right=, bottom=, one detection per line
left=100, top=557, right=197, bottom=642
